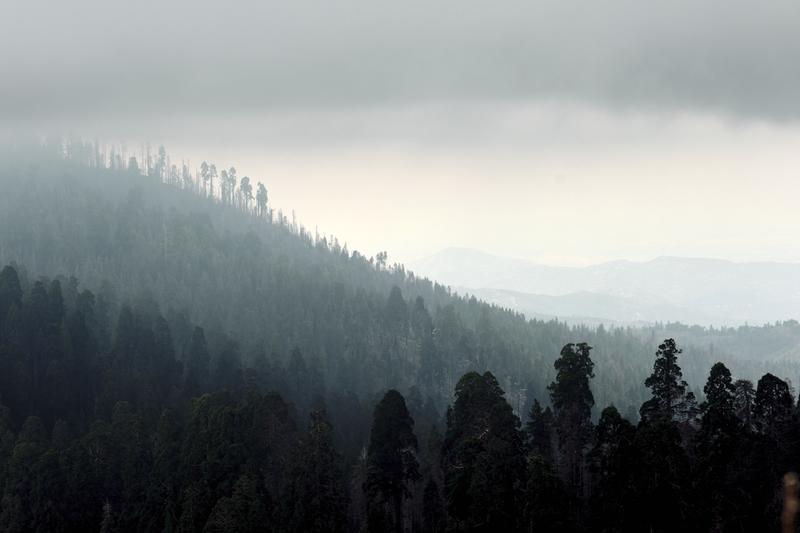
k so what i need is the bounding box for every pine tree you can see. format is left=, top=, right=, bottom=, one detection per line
left=548, top=342, right=594, bottom=497
left=589, top=405, right=635, bottom=531
left=442, top=371, right=525, bottom=532
left=629, top=416, right=691, bottom=532
left=753, top=372, right=793, bottom=433
left=524, top=399, right=554, bottom=462
left=285, top=409, right=348, bottom=533
left=694, top=362, right=741, bottom=532
left=640, top=338, right=690, bottom=423
left=203, top=475, right=271, bottom=533
left=733, top=379, right=756, bottom=429
left=523, top=454, right=575, bottom=533
left=365, top=390, right=419, bottom=533
left=0, top=416, right=48, bottom=531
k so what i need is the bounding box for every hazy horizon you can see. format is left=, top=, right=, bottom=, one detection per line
left=3, top=0, right=800, bottom=267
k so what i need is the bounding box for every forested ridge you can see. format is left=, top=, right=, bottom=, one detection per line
left=1, top=140, right=799, bottom=531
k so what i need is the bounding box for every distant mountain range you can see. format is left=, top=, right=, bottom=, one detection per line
left=410, top=248, right=800, bottom=326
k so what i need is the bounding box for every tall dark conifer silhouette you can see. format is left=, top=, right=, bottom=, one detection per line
left=640, top=338, right=690, bottom=422
left=442, top=371, right=525, bottom=532
left=548, top=342, right=594, bottom=498
left=365, top=390, right=419, bottom=533
left=589, top=405, right=635, bottom=531
left=694, top=362, right=741, bottom=532
left=631, top=338, right=692, bottom=532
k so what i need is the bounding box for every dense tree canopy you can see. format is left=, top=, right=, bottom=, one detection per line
left=0, top=141, right=799, bottom=531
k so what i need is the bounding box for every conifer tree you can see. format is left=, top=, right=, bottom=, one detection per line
left=286, top=409, right=348, bottom=533
left=365, top=390, right=419, bottom=533
left=589, top=406, right=635, bottom=531
left=733, top=378, right=756, bottom=429
left=753, top=372, right=794, bottom=432
left=442, top=371, right=525, bottom=532
left=640, top=338, right=690, bottom=422
left=524, top=399, right=554, bottom=462
left=631, top=339, right=693, bottom=532
left=548, top=342, right=594, bottom=496
left=694, top=362, right=741, bottom=532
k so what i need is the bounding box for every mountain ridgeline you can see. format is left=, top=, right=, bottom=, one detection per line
left=0, top=140, right=653, bottom=416
left=1, top=140, right=800, bottom=531
left=412, top=247, right=800, bottom=326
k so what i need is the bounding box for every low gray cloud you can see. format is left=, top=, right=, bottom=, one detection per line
left=1, top=0, right=798, bottom=123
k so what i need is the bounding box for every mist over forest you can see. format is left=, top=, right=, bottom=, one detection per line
left=0, top=140, right=796, bottom=532
left=3, top=0, right=800, bottom=531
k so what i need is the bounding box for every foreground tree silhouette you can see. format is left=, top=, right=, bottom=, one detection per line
left=630, top=338, right=692, bottom=532
left=754, top=372, right=794, bottom=432
left=524, top=399, right=554, bottom=462
left=639, top=338, right=691, bottom=422
left=365, top=390, right=419, bottom=533
left=733, top=378, right=756, bottom=429
left=548, top=342, right=594, bottom=499
left=589, top=405, right=635, bottom=531
left=442, top=371, right=525, bottom=532
left=694, top=362, right=742, bottom=532
left=753, top=372, right=795, bottom=525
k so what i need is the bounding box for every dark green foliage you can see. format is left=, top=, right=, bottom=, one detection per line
left=524, top=399, right=554, bottom=461
left=692, top=362, right=746, bottom=532
left=589, top=406, right=635, bottom=532
left=733, top=378, right=756, bottom=428
left=421, top=477, right=445, bottom=533
left=4, top=142, right=767, bottom=422
left=365, top=390, right=419, bottom=533
left=203, top=475, right=271, bottom=533
left=629, top=339, right=695, bottom=531
left=442, top=371, right=525, bottom=532
left=0, top=275, right=798, bottom=531
left=753, top=372, right=794, bottom=431
left=640, top=338, right=692, bottom=423
left=284, top=409, right=348, bottom=533
left=523, top=455, right=575, bottom=533
left=548, top=342, right=595, bottom=497
left=1, top=146, right=800, bottom=531
left=628, top=417, right=692, bottom=532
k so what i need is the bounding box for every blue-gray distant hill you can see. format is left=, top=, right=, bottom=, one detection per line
left=411, top=247, right=800, bottom=326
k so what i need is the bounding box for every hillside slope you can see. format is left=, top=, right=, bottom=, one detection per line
left=1, top=141, right=798, bottom=418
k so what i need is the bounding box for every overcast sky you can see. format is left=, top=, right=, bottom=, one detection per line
left=2, top=0, right=800, bottom=266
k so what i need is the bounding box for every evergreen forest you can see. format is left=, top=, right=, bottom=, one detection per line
left=1, top=140, right=799, bottom=531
